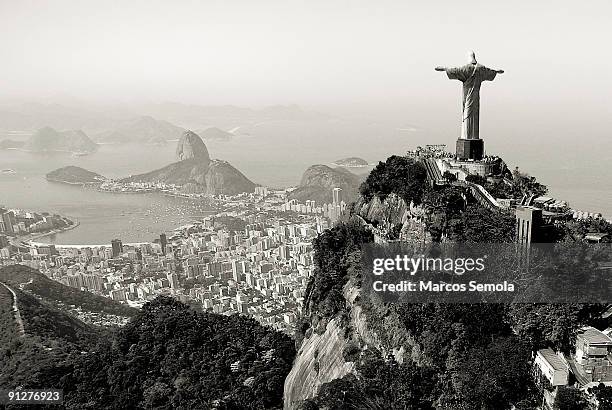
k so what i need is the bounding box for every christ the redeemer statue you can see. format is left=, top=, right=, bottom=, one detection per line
left=435, top=51, right=504, bottom=160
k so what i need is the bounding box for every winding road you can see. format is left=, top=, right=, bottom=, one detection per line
left=1, top=281, right=25, bottom=337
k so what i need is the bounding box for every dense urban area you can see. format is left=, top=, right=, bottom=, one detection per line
left=0, top=187, right=347, bottom=334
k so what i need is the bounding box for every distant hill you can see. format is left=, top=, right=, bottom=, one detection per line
left=23, top=127, right=97, bottom=153
left=46, top=165, right=106, bottom=185
left=0, top=265, right=137, bottom=318
left=197, top=126, right=234, bottom=141
left=288, top=164, right=362, bottom=204
left=332, top=157, right=369, bottom=167
left=124, top=130, right=255, bottom=195
left=93, top=115, right=184, bottom=144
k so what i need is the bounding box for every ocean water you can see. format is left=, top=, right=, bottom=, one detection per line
left=0, top=119, right=610, bottom=245
left=0, top=145, right=215, bottom=245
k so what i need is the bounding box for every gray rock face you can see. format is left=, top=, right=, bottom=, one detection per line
left=283, top=317, right=356, bottom=409
left=175, top=131, right=211, bottom=162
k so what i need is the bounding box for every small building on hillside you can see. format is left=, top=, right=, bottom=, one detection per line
left=534, top=348, right=569, bottom=409
left=437, top=158, right=494, bottom=179
left=575, top=327, right=612, bottom=384
left=534, top=348, right=569, bottom=387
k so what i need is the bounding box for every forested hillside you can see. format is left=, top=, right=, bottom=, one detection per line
left=0, top=288, right=295, bottom=409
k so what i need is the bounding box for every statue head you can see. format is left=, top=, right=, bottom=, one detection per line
left=467, top=51, right=477, bottom=64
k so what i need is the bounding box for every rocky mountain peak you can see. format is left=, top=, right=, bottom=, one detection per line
left=176, top=130, right=211, bottom=162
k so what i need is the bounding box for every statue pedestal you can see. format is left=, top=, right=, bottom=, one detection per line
left=456, top=138, right=484, bottom=160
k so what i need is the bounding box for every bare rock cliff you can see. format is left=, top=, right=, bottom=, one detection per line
left=283, top=195, right=429, bottom=408
left=283, top=317, right=356, bottom=409
left=175, top=130, right=211, bottom=163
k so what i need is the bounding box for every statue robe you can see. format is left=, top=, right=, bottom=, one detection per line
left=445, top=64, right=497, bottom=140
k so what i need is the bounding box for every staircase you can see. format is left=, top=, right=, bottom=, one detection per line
left=423, top=158, right=444, bottom=185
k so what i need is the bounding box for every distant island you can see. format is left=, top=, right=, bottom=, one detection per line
left=46, top=166, right=107, bottom=185
left=21, top=127, right=97, bottom=154
left=332, top=157, right=369, bottom=167
left=197, top=127, right=234, bottom=141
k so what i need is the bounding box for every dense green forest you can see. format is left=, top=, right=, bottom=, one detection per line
left=0, top=295, right=295, bottom=409
left=359, top=155, right=427, bottom=204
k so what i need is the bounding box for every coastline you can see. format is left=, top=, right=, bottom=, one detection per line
left=11, top=178, right=218, bottom=248
left=49, top=178, right=212, bottom=200
left=23, top=215, right=159, bottom=249
left=26, top=218, right=81, bottom=242
left=29, top=240, right=152, bottom=249
left=46, top=177, right=103, bottom=186
left=8, top=216, right=80, bottom=248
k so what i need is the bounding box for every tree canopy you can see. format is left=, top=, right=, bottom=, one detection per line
left=1, top=295, right=295, bottom=409
left=359, top=156, right=428, bottom=205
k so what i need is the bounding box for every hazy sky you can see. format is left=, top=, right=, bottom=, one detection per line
left=2, top=0, right=612, bottom=153
left=3, top=0, right=612, bottom=110
left=2, top=1, right=612, bottom=216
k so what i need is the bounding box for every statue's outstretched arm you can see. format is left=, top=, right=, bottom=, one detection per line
left=495, top=69, right=504, bottom=74
left=435, top=66, right=446, bottom=71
